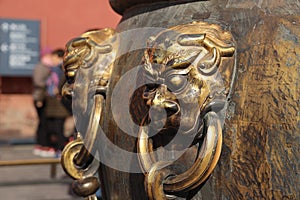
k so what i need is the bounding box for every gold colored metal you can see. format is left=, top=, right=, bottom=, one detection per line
left=62, top=28, right=118, bottom=110
left=139, top=112, right=222, bottom=199
left=63, top=28, right=117, bottom=86
left=61, top=94, right=103, bottom=180
left=61, top=27, right=117, bottom=171
left=165, top=113, right=223, bottom=191
left=61, top=28, right=117, bottom=198
left=60, top=95, right=103, bottom=197
left=138, top=21, right=236, bottom=199
left=75, top=94, right=103, bottom=168
left=61, top=22, right=235, bottom=199
left=61, top=133, right=99, bottom=180
left=72, top=177, right=100, bottom=197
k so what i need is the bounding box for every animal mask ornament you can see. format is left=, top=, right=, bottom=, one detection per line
left=60, top=22, right=235, bottom=200
left=136, top=22, right=236, bottom=199
left=61, top=28, right=118, bottom=199
left=62, top=28, right=118, bottom=117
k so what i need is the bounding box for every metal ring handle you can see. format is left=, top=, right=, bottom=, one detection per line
left=74, top=94, right=104, bottom=167
left=138, top=111, right=222, bottom=199
left=61, top=136, right=99, bottom=180
left=61, top=94, right=103, bottom=179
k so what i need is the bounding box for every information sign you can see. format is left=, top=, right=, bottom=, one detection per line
left=0, top=18, right=40, bottom=76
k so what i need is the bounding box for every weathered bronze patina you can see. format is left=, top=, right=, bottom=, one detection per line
left=136, top=21, right=235, bottom=199
left=61, top=28, right=118, bottom=199
left=61, top=22, right=236, bottom=199
left=61, top=0, right=299, bottom=199
left=106, top=0, right=299, bottom=199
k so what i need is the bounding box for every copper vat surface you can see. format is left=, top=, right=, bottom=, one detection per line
left=101, top=0, right=299, bottom=199
left=61, top=0, right=299, bottom=199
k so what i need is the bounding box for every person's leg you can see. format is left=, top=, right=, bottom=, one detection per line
left=38, top=103, right=49, bottom=147
left=34, top=100, right=47, bottom=146
left=55, top=118, right=67, bottom=151
left=46, top=118, right=56, bottom=148
left=37, top=117, right=56, bottom=157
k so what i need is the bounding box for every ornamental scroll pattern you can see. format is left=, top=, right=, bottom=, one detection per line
left=60, top=22, right=236, bottom=200
left=136, top=22, right=236, bottom=199
left=61, top=28, right=118, bottom=199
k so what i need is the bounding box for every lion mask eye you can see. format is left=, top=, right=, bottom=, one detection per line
left=166, top=74, right=187, bottom=93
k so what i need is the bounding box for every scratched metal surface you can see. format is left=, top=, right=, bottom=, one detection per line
left=100, top=1, right=300, bottom=199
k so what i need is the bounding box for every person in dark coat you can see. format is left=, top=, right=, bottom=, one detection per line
left=45, top=48, right=71, bottom=156
left=32, top=49, right=54, bottom=157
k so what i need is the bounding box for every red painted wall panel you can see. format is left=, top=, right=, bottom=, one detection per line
left=0, top=0, right=121, bottom=49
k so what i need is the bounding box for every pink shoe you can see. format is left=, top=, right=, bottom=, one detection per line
left=33, top=145, right=43, bottom=156
left=39, top=147, right=56, bottom=158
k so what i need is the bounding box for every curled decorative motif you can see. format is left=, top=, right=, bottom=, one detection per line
left=61, top=95, right=103, bottom=180
left=60, top=28, right=118, bottom=199
left=62, top=28, right=117, bottom=99
left=137, top=21, right=236, bottom=199
left=139, top=112, right=222, bottom=200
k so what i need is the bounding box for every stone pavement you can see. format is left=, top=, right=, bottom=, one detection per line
left=0, top=144, right=81, bottom=200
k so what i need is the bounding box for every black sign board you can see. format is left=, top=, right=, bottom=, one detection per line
left=0, top=18, right=40, bottom=76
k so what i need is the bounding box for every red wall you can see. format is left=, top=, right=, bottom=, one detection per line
left=0, top=1, right=122, bottom=137
left=0, top=0, right=121, bottom=49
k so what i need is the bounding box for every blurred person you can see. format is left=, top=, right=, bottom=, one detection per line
left=45, top=48, right=71, bottom=157
left=32, top=48, right=54, bottom=156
